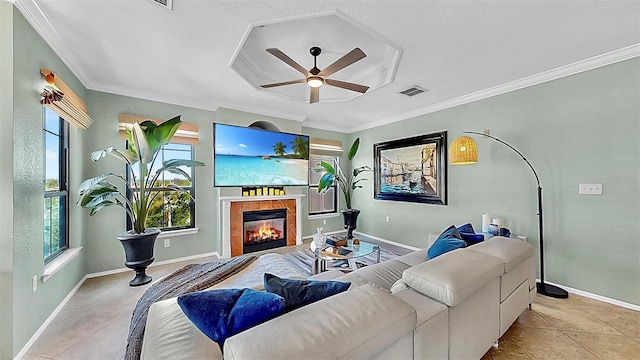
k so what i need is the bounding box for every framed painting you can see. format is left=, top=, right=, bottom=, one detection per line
left=373, top=131, right=447, bottom=205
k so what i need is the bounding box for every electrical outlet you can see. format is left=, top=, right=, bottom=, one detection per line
left=579, top=183, right=603, bottom=195
left=164, top=238, right=171, bottom=248
left=32, top=275, right=38, bottom=293
left=323, top=219, right=327, bottom=225
left=385, top=216, right=390, bottom=223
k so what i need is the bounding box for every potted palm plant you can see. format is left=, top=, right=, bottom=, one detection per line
left=317, top=138, right=371, bottom=239
left=78, top=116, right=204, bottom=286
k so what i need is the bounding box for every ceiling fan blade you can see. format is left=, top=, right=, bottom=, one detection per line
left=310, top=87, right=319, bottom=104
left=266, top=48, right=310, bottom=76
left=318, top=48, right=366, bottom=77
left=260, top=79, right=306, bottom=88
left=325, top=79, right=369, bottom=93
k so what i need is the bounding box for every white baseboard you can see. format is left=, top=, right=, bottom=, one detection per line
left=14, top=275, right=89, bottom=360
left=302, top=229, right=344, bottom=239
left=16, top=251, right=221, bottom=359
left=354, top=231, right=422, bottom=251
left=540, top=280, right=640, bottom=312
left=85, top=252, right=220, bottom=278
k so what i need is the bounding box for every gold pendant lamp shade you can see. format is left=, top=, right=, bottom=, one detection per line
left=449, top=136, right=478, bottom=165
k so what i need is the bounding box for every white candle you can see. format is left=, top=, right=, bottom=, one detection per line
left=482, top=213, right=490, bottom=232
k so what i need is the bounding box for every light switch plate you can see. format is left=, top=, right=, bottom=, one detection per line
left=579, top=183, right=603, bottom=195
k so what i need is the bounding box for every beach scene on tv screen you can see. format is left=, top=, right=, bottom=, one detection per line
left=214, top=124, right=309, bottom=186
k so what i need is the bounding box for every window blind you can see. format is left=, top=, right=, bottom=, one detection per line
left=118, top=114, right=200, bottom=145
left=309, top=138, right=343, bottom=156
left=40, top=69, right=93, bottom=129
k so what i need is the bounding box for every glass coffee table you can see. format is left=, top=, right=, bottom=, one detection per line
left=310, top=240, right=380, bottom=275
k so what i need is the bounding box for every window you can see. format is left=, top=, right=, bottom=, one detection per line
left=308, top=154, right=338, bottom=215
left=127, top=143, right=196, bottom=231
left=43, top=107, right=69, bottom=263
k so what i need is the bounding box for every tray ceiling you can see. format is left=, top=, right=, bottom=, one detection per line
left=15, top=0, right=640, bottom=132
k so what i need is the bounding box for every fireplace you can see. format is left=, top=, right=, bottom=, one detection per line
left=242, top=209, right=287, bottom=254
left=222, top=195, right=303, bottom=258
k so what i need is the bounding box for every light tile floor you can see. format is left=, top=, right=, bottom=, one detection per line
left=482, top=293, right=640, bottom=359
left=24, top=240, right=640, bottom=360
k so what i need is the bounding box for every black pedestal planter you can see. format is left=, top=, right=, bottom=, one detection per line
left=117, top=228, right=160, bottom=286
left=342, top=209, right=361, bottom=239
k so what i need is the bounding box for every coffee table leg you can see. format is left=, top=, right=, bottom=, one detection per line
left=376, top=246, right=381, bottom=263
left=312, top=258, right=319, bottom=275
left=347, top=258, right=357, bottom=271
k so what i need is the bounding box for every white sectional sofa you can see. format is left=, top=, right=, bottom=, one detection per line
left=141, top=234, right=536, bottom=360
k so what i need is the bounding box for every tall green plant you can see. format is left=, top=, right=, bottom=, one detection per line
left=77, top=116, right=205, bottom=234
left=316, top=138, right=371, bottom=209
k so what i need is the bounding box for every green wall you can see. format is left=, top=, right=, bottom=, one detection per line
left=83, top=91, right=217, bottom=273
left=350, top=58, right=640, bottom=305
left=6, top=7, right=87, bottom=356
left=0, top=2, right=15, bottom=358
left=301, top=127, right=351, bottom=235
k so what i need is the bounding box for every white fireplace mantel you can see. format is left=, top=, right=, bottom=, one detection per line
left=220, top=194, right=305, bottom=258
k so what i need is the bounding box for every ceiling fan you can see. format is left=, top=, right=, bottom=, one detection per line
left=260, top=46, right=369, bottom=104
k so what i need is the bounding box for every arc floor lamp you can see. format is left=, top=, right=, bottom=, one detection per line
left=449, top=131, right=568, bottom=299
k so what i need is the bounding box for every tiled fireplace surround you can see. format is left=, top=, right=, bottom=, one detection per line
left=220, top=194, right=304, bottom=258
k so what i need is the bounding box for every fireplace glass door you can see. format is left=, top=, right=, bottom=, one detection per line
left=242, top=209, right=287, bottom=254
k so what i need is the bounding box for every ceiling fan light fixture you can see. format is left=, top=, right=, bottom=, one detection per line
left=307, top=76, right=324, bottom=88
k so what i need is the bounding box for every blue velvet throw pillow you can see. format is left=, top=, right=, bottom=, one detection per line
left=263, top=273, right=350, bottom=312
left=177, top=288, right=285, bottom=345
left=499, top=228, right=512, bottom=237
left=427, top=225, right=467, bottom=259
left=457, top=223, right=475, bottom=234
left=460, top=232, right=485, bottom=246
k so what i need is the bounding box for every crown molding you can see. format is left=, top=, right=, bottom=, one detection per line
left=88, top=79, right=309, bottom=123
left=301, top=118, right=353, bottom=133
left=214, top=102, right=307, bottom=123
left=346, top=43, right=640, bottom=133
left=85, top=78, right=221, bottom=112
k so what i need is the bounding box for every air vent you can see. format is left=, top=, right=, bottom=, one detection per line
left=147, top=0, right=173, bottom=10
left=398, top=86, right=428, bottom=97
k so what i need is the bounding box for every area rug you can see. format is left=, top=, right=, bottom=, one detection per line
left=281, top=246, right=408, bottom=277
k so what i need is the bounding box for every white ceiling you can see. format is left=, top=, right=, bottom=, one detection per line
left=16, top=0, right=640, bottom=133
left=230, top=11, right=402, bottom=103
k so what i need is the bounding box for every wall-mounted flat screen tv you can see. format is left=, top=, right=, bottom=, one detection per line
left=213, top=123, right=309, bottom=187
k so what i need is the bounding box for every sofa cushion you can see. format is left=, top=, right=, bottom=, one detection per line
left=336, top=259, right=410, bottom=290
left=263, top=273, right=350, bottom=312
left=395, top=249, right=429, bottom=267
left=467, top=236, right=534, bottom=272
left=176, top=288, right=285, bottom=345
left=402, top=249, right=504, bottom=307
left=224, top=284, right=416, bottom=360
left=427, top=225, right=466, bottom=259
left=141, top=297, right=223, bottom=360
left=392, top=288, right=448, bottom=327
